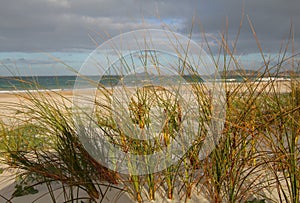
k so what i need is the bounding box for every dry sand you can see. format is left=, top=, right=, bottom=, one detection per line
left=0, top=164, right=133, bottom=203
left=0, top=90, right=74, bottom=125
left=0, top=81, right=295, bottom=202
left=0, top=80, right=293, bottom=117
left=224, top=80, right=293, bottom=94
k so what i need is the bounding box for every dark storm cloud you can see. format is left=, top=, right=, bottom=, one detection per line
left=0, top=0, right=299, bottom=53
left=180, top=0, right=300, bottom=53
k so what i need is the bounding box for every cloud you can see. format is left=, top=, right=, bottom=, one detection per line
left=47, top=0, right=71, bottom=8
left=0, top=0, right=299, bottom=55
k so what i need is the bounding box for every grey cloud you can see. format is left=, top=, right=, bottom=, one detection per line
left=0, top=0, right=299, bottom=54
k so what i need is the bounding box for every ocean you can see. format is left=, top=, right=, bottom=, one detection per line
left=0, top=75, right=251, bottom=93
left=0, top=75, right=122, bottom=92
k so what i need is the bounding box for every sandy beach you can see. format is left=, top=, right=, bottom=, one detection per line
left=0, top=80, right=292, bottom=123
left=0, top=80, right=297, bottom=202
left=0, top=90, right=74, bottom=124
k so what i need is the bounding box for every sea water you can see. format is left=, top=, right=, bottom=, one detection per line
left=0, top=74, right=248, bottom=93
left=0, top=75, right=121, bottom=93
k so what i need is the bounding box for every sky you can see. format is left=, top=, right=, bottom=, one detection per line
left=0, top=0, right=299, bottom=76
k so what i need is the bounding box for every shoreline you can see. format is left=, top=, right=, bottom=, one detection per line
left=0, top=80, right=294, bottom=93
left=0, top=80, right=294, bottom=118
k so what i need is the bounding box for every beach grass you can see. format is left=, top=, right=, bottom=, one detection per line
left=0, top=22, right=299, bottom=203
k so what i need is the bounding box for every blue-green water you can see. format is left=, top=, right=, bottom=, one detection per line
left=0, top=76, right=121, bottom=92
left=0, top=75, right=203, bottom=92
left=0, top=76, right=75, bottom=91
left=0, top=75, right=249, bottom=92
